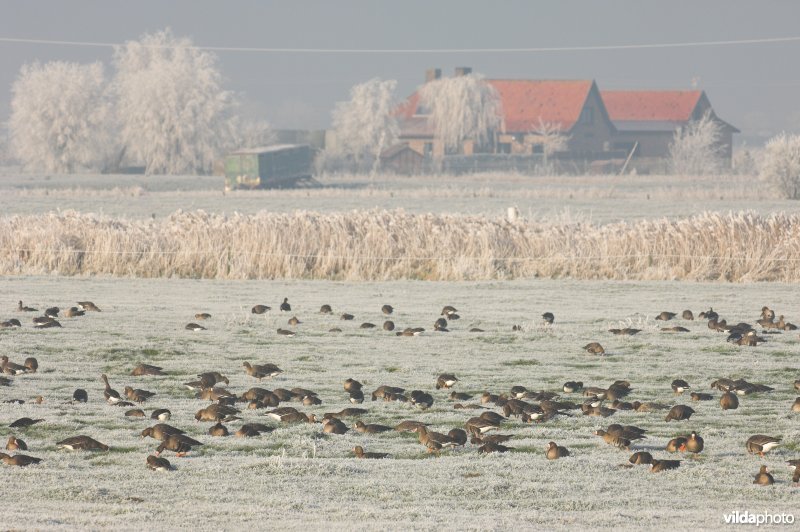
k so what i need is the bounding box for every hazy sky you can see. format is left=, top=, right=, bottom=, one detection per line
left=2, top=1, right=799, bottom=144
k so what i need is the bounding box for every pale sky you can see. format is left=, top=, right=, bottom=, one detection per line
left=2, top=0, right=799, bottom=144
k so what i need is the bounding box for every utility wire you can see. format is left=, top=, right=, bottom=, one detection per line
left=1, top=35, right=799, bottom=54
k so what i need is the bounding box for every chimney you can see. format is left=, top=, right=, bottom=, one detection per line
left=425, top=68, right=442, bottom=82
left=454, top=66, right=472, bottom=77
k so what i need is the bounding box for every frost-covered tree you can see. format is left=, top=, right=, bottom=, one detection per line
left=9, top=61, right=115, bottom=173
left=669, top=111, right=724, bottom=175
left=530, top=119, right=570, bottom=161
left=759, top=133, right=800, bottom=199
left=229, top=117, right=275, bottom=150
left=331, top=78, right=398, bottom=171
left=113, top=29, right=235, bottom=175
left=418, top=73, right=502, bottom=155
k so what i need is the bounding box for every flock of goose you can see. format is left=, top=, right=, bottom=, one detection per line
left=1, top=298, right=798, bottom=487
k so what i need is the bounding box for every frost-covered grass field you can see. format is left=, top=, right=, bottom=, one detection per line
left=1, top=276, right=798, bottom=530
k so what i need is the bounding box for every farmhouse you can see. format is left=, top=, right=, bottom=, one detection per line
left=390, top=68, right=737, bottom=173
left=601, top=90, right=739, bottom=162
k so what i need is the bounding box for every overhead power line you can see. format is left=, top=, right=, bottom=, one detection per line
left=0, top=35, right=799, bottom=54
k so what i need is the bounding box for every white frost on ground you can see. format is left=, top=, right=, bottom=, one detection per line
left=0, top=277, right=797, bottom=529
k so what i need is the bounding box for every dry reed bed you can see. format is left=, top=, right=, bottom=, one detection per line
left=1, top=209, right=799, bottom=281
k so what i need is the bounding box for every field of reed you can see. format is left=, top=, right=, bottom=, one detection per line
left=1, top=209, right=799, bottom=282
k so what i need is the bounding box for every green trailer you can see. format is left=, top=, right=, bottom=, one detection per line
left=224, top=144, right=316, bottom=190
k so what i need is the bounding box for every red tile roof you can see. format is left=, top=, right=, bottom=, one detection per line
left=601, top=90, right=703, bottom=122
left=396, top=79, right=595, bottom=135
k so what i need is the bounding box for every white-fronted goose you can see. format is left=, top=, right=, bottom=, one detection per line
left=383, top=320, right=395, bottom=331
left=435, top=373, right=458, bottom=389
left=754, top=465, right=774, bottom=485
left=792, top=397, right=800, bottom=412
left=44, top=307, right=59, bottom=318
left=322, top=418, right=348, bottom=434
left=353, top=445, right=389, bottom=459
left=343, top=378, right=362, bottom=393
left=661, top=326, right=690, bottom=332
left=609, top=327, right=641, bottom=335
left=6, top=435, right=27, bottom=451
left=664, top=405, right=695, bottom=422
left=655, top=311, right=677, bottom=321
left=563, top=381, right=583, bottom=393
left=450, top=391, right=473, bottom=401
left=0, top=452, right=41, bottom=466
left=0, top=318, right=22, bottom=328
left=651, top=459, right=681, bottom=472
left=746, top=435, right=781, bottom=456
left=546, top=441, right=569, bottom=459
left=155, top=434, right=203, bottom=457
left=371, top=385, right=405, bottom=401
left=141, top=424, right=186, bottom=441
left=465, top=417, right=499, bottom=436
left=101, top=374, right=121, bottom=404
left=606, top=424, right=646, bottom=440
left=409, top=390, right=434, bottom=409
left=666, top=437, right=688, bottom=453
left=354, top=421, right=392, bottom=434
left=34, top=318, right=61, bottom=328
left=243, top=362, right=282, bottom=380
left=125, top=409, right=145, bottom=418
left=279, top=298, right=291, bottom=312
left=208, top=423, right=229, bottom=437
left=720, top=391, right=739, bottom=410
left=18, top=301, right=37, bottom=312
left=478, top=442, right=512, bottom=453
left=1, top=356, right=31, bottom=375
left=542, top=312, right=555, bottom=325
left=195, top=404, right=240, bottom=422
left=323, top=408, right=369, bottom=419
left=690, top=392, right=713, bottom=401
left=288, top=316, right=301, bottom=326
left=9, top=417, right=43, bottom=428
left=414, top=426, right=458, bottom=448
left=681, top=310, right=694, bottom=320
left=277, top=328, right=296, bottom=337
left=64, top=307, right=84, bottom=318
left=686, top=432, right=704, bottom=453
left=131, top=363, right=164, bottom=377
left=194, top=313, right=211, bottom=320
left=147, top=455, right=174, bottom=471
left=583, top=342, right=605, bottom=355
left=319, top=304, right=332, bottom=314
left=394, top=420, right=427, bottom=432
left=629, top=451, right=653, bottom=465
left=251, top=305, right=270, bottom=314
left=77, top=301, right=101, bottom=312
left=671, top=379, right=691, bottom=394
left=441, top=305, right=457, bottom=317
left=447, top=429, right=468, bottom=446
left=151, top=409, right=171, bottom=421
left=72, top=389, right=88, bottom=403
left=185, top=323, right=206, bottom=331
left=381, top=305, right=394, bottom=315
left=594, top=429, right=630, bottom=450
left=340, top=313, right=354, bottom=321
left=124, top=386, right=156, bottom=403
left=360, top=322, right=376, bottom=329
left=57, top=435, right=109, bottom=451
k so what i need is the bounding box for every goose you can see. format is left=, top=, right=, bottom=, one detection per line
left=609, top=327, right=641, bottom=335
left=9, top=417, right=43, bottom=428
left=185, top=323, right=206, bottom=331
left=6, top=435, right=27, bottom=451
left=77, top=301, right=101, bottom=312
left=563, top=381, right=583, bottom=393
left=44, top=307, right=59, bottom=318
left=381, top=305, right=394, bottom=315
left=146, top=455, right=174, bottom=471
left=371, top=385, right=405, bottom=401
left=288, top=316, right=301, bottom=326
left=354, top=421, right=393, bottom=434
left=720, top=391, right=739, bottom=410
left=686, top=432, right=704, bottom=453
left=746, top=435, right=781, bottom=456
left=360, top=322, right=376, bottom=329
left=789, top=460, right=800, bottom=485
left=101, top=374, right=122, bottom=404
left=465, top=417, right=499, bottom=436
left=155, top=434, right=203, bottom=457
left=343, top=378, right=362, bottom=392
left=583, top=342, right=605, bottom=355
left=130, top=363, right=164, bottom=377
left=661, top=326, right=690, bottom=332
left=383, top=320, right=395, bottom=331
left=434, top=317, right=448, bottom=330
left=450, top=391, right=473, bottom=401
left=140, top=424, right=186, bottom=441
left=681, top=310, right=694, bottom=320
left=194, top=313, right=211, bottom=320
left=236, top=424, right=273, bottom=437
left=546, top=441, right=570, bottom=459
left=792, top=397, right=800, bottom=413
left=394, top=420, right=428, bottom=432
left=125, top=409, right=145, bottom=418
left=435, top=373, right=458, bottom=389
left=478, top=442, right=513, bottom=453
left=195, top=404, right=240, bottom=422
left=409, top=390, right=434, bottom=409
left=208, top=423, right=229, bottom=437
left=323, top=408, right=369, bottom=419
left=64, top=307, right=85, bottom=318
left=196, top=371, right=230, bottom=389
left=753, top=465, right=774, bottom=485
left=353, top=446, right=389, bottom=459
left=666, top=437, right=688, bottom=453
left=690, top=392, right=713, bottom=401
left=251, top=305, right=270, bottom=314
left=17, top=301, right=37, bottom=312
left=650, top=459, right=681, bottom=472
left=655, top=311, right=677, bottom=321
left=150, top=409, right=171, bottom=421
left=542, top=312, right=554, bottom=325
left=279, top=298, right=291, bottom=312
left=319, top=304, right=332, bottom=314
left=664, top=405, right=695, bottom=422
left=629, top=451, right=653, bottom=465
left=277, top=328, right=296, bottom=337
left=124, top=386, right=156, bottom=403
left=340, top=313, right=354, bottom=321
left=0, top=318, right=22, bottom=328
left=57, top=435, right=109, bottom=451
left=441, top=305, right=457, bottom=317
left=594, top=429, right=630, bottom=450
left=671, top=379, right=691, bottom=394
left=0, top=452, right=41, bottom=466
left=322, top=418, right=348, bottom=435
left=72, top=389, right=88, bottom=403
left=414, top=426, right=458, bottom=448
left=243, top=362, right=282, bottom=380
left=1, top=356, right=31, bottom=375
left=606, top=424, right=646, bottom=440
